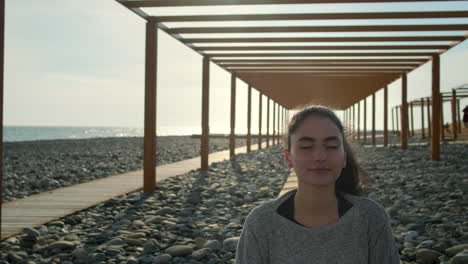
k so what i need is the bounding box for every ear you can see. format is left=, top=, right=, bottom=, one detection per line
left=283, top=148, right=293, bottom=168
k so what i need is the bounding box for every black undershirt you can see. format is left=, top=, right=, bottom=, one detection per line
left=276, top=189, right=353, bottom=227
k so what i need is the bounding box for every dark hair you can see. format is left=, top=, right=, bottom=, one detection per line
left=285, top=105, right=369, bottom=196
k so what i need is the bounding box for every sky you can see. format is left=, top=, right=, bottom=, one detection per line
left=4, top=0, right=468, bottom=134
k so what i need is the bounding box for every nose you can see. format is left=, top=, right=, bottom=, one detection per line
left=314, top=147, right=327, bottom=161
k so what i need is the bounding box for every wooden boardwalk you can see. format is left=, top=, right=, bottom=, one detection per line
left=1, top=142, right=270, bottom=240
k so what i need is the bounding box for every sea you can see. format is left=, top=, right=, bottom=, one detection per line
left=2, top=126, right=207, bottom=142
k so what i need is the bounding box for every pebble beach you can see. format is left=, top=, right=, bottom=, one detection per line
left=1, top=137, right=467, bottom=264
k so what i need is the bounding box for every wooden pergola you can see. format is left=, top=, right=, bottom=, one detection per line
left=110, top=0, right=468, bottom=193
left=391, top=85, right=468, bottom=140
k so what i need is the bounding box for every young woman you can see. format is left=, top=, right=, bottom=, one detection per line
left=235, top=106, right=400, bottom=264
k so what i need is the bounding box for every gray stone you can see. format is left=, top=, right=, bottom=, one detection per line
left=191, top=248, right=211, bottom=260
left=72, top=247, right=89, bottom=260
left=415, top=248, right=442, bottom=263
left=23, top=227, right=40, bottom=238
left=106, top=248, right=121, bottom=256
left=48, top=241, right=76, bottom=250
left=204, top=240, right=222, bottom=251
left=452, top=249, right=468, bottom=264
left=153, top=254, right=172, bottom=264
left=108, top=238, right=125, bottom=246
left=223, top=237, right=240, bottom=252
left=446, top=244, right=468, bottom=257
left=165, top=245, right=193, bottom=257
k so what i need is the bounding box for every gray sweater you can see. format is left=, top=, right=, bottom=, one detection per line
left=235, top=189, right=401, bottom=264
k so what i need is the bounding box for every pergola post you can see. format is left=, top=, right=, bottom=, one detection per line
left=410, top=102, right=414, bottom=137
left=457, top=99, right=462, bottom=134
left=396, top=106, right=400, bottom=135
left=451, top=89, right=458, bottom=140
left=352, top=104, right=356, bottom=140
left=143, top=21, right=157, bottom=193
left=431, top=54, right=441, bottom=160
left=421, top=98, right=425, bottom=139
left=357, top=101, right=361, bottom=140
left=201, top=56, right=210, bottom=170
left=401, top=74, right=409, bottom=149
left=266, top=98, right=270, bottom=147
left=229, top=73, right=236, bottom=158
left=427, top=97, right=432, bottom=138
left=384, top=85, right=388, bottom=147
left=0, top=0, right=4, bottom=239
left=372, top=93, right=376, bottom=146
left=440, top=96, right=445, bottom=141
left=247, top=85, right=252, bottom=152
left=277, top=103, right=280, bottom=143
left=258, top=93, right=262, bottom=149
left=363, top=98, right=367, bottom=142
left=272, top=102, right=276, bottom=145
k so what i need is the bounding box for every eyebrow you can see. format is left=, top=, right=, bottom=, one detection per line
left=298, top=136, right=341, bottom=143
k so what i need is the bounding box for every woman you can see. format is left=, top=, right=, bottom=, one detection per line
left=235, top=106, right=400, bottom=264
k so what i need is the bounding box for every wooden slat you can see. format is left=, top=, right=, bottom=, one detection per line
left=233, top=68, right=408, bottom=72
left=152, top=11, right=468, bottom=22
left=207, top=52, right=435, bottom=57
left=183, top=36, right=466, bottom=43
left=214, top=58, right=428, bottom=63
left=195, top=45, right=449, bottom=51
left=168, top=25, right=468, bottom=34
left=201, top=56, right=210, bottom=170
left=123, top=0, right=468, bottom=8
left=228, top=66, right=415, bottom=70
left=223, top=63, right=421, bottom=67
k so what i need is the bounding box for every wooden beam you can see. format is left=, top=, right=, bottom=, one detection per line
left=214, top=59, right=428, bottom=63
left=168, top=25, right=468, bottom=34
left=247, top=85, right=252, bottom=152
left=0, top=0, right=4, bottom=239
left=201, top=56, right=210, bottom=170
left=258, top=93, right=263, bottom=149
left=207, top=52, right=435, bottom=57
left=232, top=68, right=410, bottom=72
left=266, top=98, right=270, bottom=147
left=421, top=98, right=425, bottom=139
left=431, top=55, right=441, bottom=160
left=224, top=63, right=422, bottom=67
left=230, top=74, right=236, bottom=158
left=184, top=36, right=465, bottom=43
left=124, top=0, right=468, bottom=8
left=391, top=107, right=395, bottom=135
left=154, top=11, right=468, bottom=22
left=372, top=93, right=376, bottom=146
left=143, top=21, right=157, bottom=193
left=452, top=89, right=458, bottom=140
left=195, top=45, right=449, bottom=51
left=401, top=74, right=409, bottom=150
left=384, top=86, right=388, bottom=147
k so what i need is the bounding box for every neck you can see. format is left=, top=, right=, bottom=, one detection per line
left=294, top=184, right=337, bottom=214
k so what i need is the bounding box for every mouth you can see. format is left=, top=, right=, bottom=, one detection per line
left=307, top=168, right=331, bottom=172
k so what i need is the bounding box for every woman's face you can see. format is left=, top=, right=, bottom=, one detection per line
left=283, top=115, right=347, bottom=187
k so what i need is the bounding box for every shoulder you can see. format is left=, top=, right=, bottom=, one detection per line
left=342, top=193, right=390, bottom=225
left=243, top=190, right=294, bottom=229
